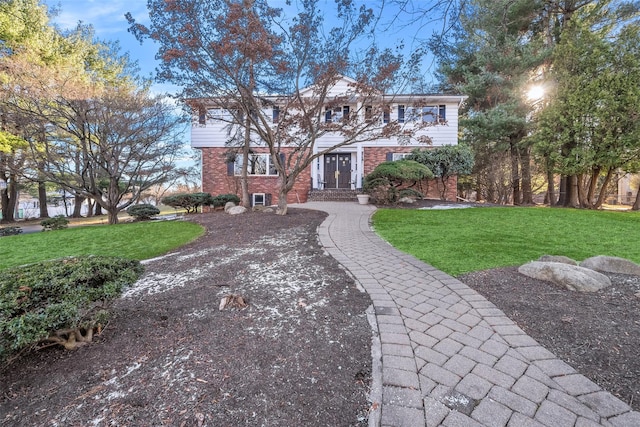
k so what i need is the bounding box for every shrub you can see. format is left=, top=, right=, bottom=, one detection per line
left=210, top=193, right=241, bottom=207
left=161, top=192, right=213, bottom=213
left=398, top=188, right=424, bottom=200
left=0, top=226, right=22, bottom=237
left=40, top=215, right=69, bottom=231
left=363, top=160, right=432, bottom=204
left=0, top=256, right=144, bottom=361
left=126, top=204, right=160, bottom=220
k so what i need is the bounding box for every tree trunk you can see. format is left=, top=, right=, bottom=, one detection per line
left=585, top=167, right=601, bottom=208
left=593, top=168, right=614, bottom=209
left=545, top=167, right=555, bottom=206
left=556, top=175, right=567, bottom=206
left=568, top=175, right=580, bottom=208
left=1, top=175, right=18, bottom=223
left=241, top=118, right=251, bottom=209
left=72, top=195, right=84, bottom=218
left=95, top=202, right=102, bottom=216
left=520, top=147, right=534, bottom=205
left=633, top=182, right=640, bottom=210
left=509, top=141, right=521, bottom=205
left=38, top=180, right=49, bottom=218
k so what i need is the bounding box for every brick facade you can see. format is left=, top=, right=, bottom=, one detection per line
left=200, top=147, right=311, bottom=205
left=200, top=145, right=457, bottom=205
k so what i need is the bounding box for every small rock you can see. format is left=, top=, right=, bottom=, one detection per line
left=398, top=197, right=416, bottom=204
left=518, top=261, right=611, bottom=292
left=537, top=255, right=578, bottom=265
left=227, top=206, right=247, bottom=215
left=224, top=201, right=236, bottom=212
left=252, top=205, right=274, bottom=213
left=580, top=255, right=640, bottom=276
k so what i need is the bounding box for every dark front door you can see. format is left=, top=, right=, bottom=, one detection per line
left=324, top=154, right=351, bottom=189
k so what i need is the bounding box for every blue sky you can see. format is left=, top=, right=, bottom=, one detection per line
left=44, top=0, right=440, bottom=94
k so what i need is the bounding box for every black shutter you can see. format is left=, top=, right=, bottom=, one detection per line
left=386, top=152, right=393, bottom=161
left=227, top=161, right=234, bottom=176
left=439, top=105, right=446, bottom=121
left=266, top=194, right=272, bottom=206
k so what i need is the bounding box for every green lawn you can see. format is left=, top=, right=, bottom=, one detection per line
left=0, top=220, right=204, bottom=270
left=373, top=206, right=640, bottom=276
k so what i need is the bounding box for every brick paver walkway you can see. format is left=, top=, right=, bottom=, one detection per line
left=303, top=202, right=640, bottom=427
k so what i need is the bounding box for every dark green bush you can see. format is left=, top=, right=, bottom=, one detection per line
left=210, top=193, right=241, bottom=207
left=398, top=188, right=424, bottom=200
left=0, top=226, right=22, bottom=237
left=161, top=192, right=213, bottom=213
left=126, top=204, right=160, bottom=220
left=40, top=215, right=69, bottom=231
left=363, top=160, right=432, bottom=204
left=0, top=256, right=144, bottom=361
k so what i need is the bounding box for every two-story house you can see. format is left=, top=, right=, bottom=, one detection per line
left=191, top=76, right=466, bottom=206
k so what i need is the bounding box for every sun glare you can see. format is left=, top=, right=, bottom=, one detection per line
left=527, top=85, right=545, bottom=102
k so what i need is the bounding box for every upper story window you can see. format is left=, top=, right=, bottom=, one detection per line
left=383, top=105, right=391, bottom=123
left=406, top=105, right=447, bottom=123
left=325, top=106, right=350, bottom=123
left=365, top=105, right=373, bottom=122
left=234, top=154, right=278, bottom=176
left=272, top=106, right=280, bottom=123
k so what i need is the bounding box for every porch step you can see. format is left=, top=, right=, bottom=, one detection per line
left=308, top=189, right=360, bottom=202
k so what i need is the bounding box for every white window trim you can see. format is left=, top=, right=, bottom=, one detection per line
left=234, top=154, right=278, bottom=176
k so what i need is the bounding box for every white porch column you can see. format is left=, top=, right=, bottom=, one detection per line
left=356, top=143, right=363, bottom=189
left=312, top=145, right=319, bottom=189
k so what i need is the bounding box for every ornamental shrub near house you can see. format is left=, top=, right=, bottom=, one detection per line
left=363, top=160, right=432, bottom=204
left=126, top=203, right=160, bottom=220
left=161, top=192, right=213, bottom=213
left=0, top=256, right=144, bottom=362
left=210, top=193, right=241, bottom=207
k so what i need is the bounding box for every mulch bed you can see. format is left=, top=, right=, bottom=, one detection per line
left=1, top=209, right=372, bottom=427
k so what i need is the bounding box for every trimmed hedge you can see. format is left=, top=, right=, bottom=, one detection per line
left=40, top=215, right=69, bottom=231
left=210, top=193, right=240, bottom=207
left=161, top=192, right=213, bottom=213
left=0, top=256, right=144, bottom=361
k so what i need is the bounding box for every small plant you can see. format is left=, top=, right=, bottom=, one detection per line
left=0, top=226, right=22, bottom=237
left=210, top=193, right=241, bottom=207
left=0, top=256, right=144, bottom=362
left=126, top=204, right=160, bottom=221
left=40, top=215, right=69, bottom=231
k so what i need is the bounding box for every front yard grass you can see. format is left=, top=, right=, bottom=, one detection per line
left=0, top=220, right=204, bottom=270
left=373, top=206, right=640, bottom=276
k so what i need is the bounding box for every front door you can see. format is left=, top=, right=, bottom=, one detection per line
left=324, top=154, right=352, bottom=189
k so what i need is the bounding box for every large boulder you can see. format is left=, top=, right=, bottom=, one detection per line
left=518, top=261, right=611, bottom=292
left=537, top=255, right=578, bottom=266
left=227, top=205, right=247, bottom=215
left=224, top=201, right=236, bottom=212
left=580, top=256, right=640, bottom=276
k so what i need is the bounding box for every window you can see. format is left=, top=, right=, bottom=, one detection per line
left=252, top=193, right=266, bottom=206
left=392, top=153, right=412, bottom=161
left=365, top=105, right=373, bottom=122
left=412, top=105, right=446, bottom=123
left=234, top=154, right=278, bottom=176
left=383, top=105, right=391, bottom=123
left=398, top=105, right=405, bottom=123
left=272, top=106, right=280, bottom=123
left=325, top=106, right=349, bottom=123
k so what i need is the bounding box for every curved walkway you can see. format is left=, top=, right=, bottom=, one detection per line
left=304, top=202, right=640, bottom=427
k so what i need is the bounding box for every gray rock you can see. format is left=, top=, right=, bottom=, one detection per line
left=580, top=255, right=640, bottom=276
left=252, top=205, right=274, bottom=213
left=518, top=261, right=611, bottom=292
left=224, top=201, right=236, bottom=212
left=537, top=255, right=578, bottom=266
left=227, top=206, right=247, bottom=215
